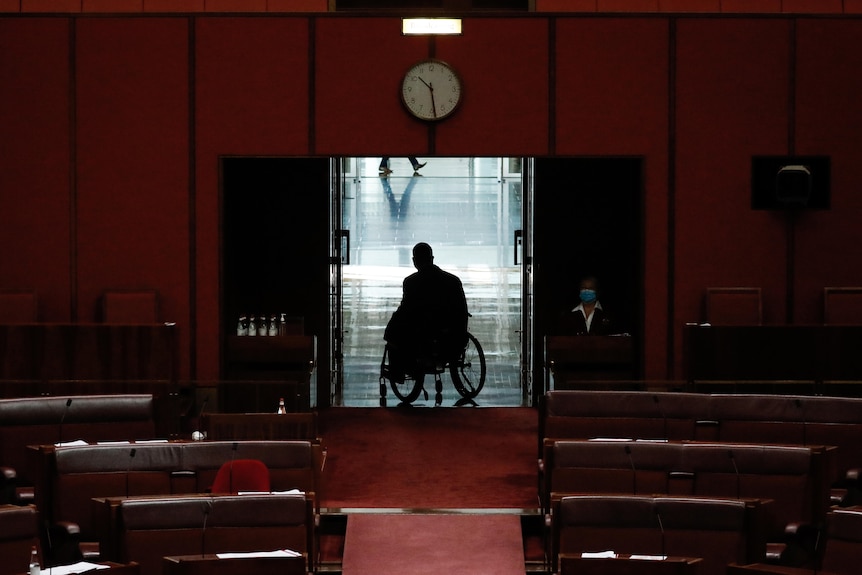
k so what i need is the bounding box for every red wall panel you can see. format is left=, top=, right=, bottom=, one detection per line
left=793, top=19, right=862, bottom=324
left=75, top=18, right=190, bottom=374
left=314, top=18, right=428, bottom=155
left=674, top=18, right=790, bottom=374
left=194, top=17, right=311, bottom=379
left=4, top=13, right=862, bottom=385
left=555, top=17, right=670, bottom=378
left=434, top=18, right=550, bottom=156
left=0, top=18, right=71, bottom=321
left=555, top=18, right=668, bottom=155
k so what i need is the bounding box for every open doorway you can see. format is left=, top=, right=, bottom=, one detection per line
left=336, top=158, right=524, bottom=407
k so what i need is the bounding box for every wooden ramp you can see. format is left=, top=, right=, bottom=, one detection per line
left=341, top=513, right=525, bottom=575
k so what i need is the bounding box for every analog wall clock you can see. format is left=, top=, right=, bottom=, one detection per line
left=400, top=59, right=463, bottom=121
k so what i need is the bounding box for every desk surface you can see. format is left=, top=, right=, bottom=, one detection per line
left=163, top=554, right=307, bottom=575
left=560, top=554, right=702, bottom=575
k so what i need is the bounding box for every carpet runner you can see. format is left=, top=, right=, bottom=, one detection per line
left=341, top=513, right=525, bottom=575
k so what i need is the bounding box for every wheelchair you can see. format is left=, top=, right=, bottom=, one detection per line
left=379, top=332, right=486, bottom=406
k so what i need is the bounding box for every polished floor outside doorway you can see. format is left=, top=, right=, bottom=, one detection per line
left=339, top=158, right=524, bottom=407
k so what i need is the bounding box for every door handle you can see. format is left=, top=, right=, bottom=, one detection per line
left=514, top=229, right=522, bottom=266
left=337, top=229, right=350, bottom=265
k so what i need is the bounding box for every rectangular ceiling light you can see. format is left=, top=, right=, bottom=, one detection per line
left=402, top=18, right=463, bottom=35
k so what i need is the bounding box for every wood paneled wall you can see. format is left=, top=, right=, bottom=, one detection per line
left=1, top=14, right=861, bottom=385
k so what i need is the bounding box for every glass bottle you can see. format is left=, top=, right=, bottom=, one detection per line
left=29, top=546, right=40, bottom=575
left=248, top=315, right=257, bottom=337
left=258, top=315, right=267, bottom=336
left=277, top=398, right=286, bottom=414
left=267, top=314, right=277, bottom=336
left=237, top=315, right=248, bottom=336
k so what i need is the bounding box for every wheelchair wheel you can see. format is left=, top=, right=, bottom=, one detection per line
left=450, top=332, right=486, bottom=399
left=390, top=373, right=425, bottom=403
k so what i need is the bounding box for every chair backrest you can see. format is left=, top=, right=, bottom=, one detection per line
left=119, top=494, right=311, bottom=575
left=705, top=287, right=762, bottom=326
left=0, top=504, right=41, bottom=575
left=210, top=459, right=271, bottom=494
left=552, top=495, right=762, bottom=575
left=822, top=507, right=862, bottom=574
left=823, top=287, right=862, bottom=325
left=678, top=443, right=825, bottom=540
left=0, top=290, right=37, bottom=323
left=545, top=440, right=682, bottom=508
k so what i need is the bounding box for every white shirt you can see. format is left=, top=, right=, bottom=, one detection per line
left=572, top=301, right=603, bottom=333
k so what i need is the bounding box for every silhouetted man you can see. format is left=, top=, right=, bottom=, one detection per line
left=384, top=242, right=468, bottom=379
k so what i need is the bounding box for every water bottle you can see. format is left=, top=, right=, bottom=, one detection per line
left=277, top=398, right=286, bottom=414
left=29, top=546, right=40, bottom=575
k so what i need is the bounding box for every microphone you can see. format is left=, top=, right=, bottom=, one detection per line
left=653, top=395, right=668, bottom=439
left=229, top=442, right=238, bottom=494
left=624, top=445, right=637, bottom=494
left=655, top=508, right=666, bottom=559
left=200, top=500, right=212, bottom=558
left=192, top=396, right=210, bottom=441
left=57, top=398, right=72, bottom=445
left=795, top=398, right=807, bottom=446
left=728, top=449, right=741, bottom=499
left=125, top=448, right=137, bottom=498
left=812, top=526, right=822, bottom=575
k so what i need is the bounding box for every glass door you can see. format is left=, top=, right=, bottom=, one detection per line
left=332, top=157, right=526, bottom=407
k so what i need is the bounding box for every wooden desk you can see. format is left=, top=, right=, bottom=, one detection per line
left=17, top=562, right=140, bottom=575
left=683, top=324, right=862, bottom=387
left=222, top=335, right=316, bottom=412
left=163, top=554, right=307, bottom=575
left=545, top=335, right=635, bottom=388
left=200, top=413, right=318, bottom=441
left=0, top=323, right=176, bottom=382
left=559, top=554, right=702, bottom=575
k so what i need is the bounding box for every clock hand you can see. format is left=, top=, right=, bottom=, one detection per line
left=418, top=76, right=433, bottom=90
left=429, top=83, right=437, bottom=118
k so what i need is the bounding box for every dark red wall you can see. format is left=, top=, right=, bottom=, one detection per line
left=0, top=18, right=71, bottom=322
left=2, top=13, right=861, bottom=383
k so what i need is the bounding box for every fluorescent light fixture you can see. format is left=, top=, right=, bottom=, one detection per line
left=402, top=18, right=462, bottom=35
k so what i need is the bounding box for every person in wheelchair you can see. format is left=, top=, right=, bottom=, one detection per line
left=384, top=242, right=469, bottom=382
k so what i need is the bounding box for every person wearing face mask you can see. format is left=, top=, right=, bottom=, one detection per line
left=556, top=275, right=614, bottom=335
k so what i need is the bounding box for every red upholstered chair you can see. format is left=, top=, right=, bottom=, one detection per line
left=823, top=287, right=862, bottom=325
left=705, top=287, right=762, bottom=325
left=211, top=459, right=271, bottom=494
left=0, top=290, right=37, bottom=323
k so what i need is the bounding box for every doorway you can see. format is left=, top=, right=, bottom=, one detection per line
left=335, top=158, right=524, bottom=407
left=531, top=157, right=643, bottom=402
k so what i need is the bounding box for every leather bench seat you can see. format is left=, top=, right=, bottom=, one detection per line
left=552, top=494, right=764, bottom=575
left=728, top=506, right=862, bottom=575
left=118, top=494, right=312, bottom=575
left=542, top=390, right=862, bottom=505
left=46, top=440, right=317, bottom=540
left=544, top=439, right=833, bottom=566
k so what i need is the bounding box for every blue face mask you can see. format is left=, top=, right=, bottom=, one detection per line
left=579, top=289, right=597, bottom=304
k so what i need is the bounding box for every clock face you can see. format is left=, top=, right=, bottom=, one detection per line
left=401, top=59, right=462, bottom=121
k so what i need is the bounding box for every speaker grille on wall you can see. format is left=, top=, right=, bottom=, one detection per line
left=752, top=156, right=830, bottom=210
left=776, top=165, right=812, bottom=207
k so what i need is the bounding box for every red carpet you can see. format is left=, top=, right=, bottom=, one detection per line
left=341, top=513, right=525, bottom=575
left=318, top=407, right=538, bottom=509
